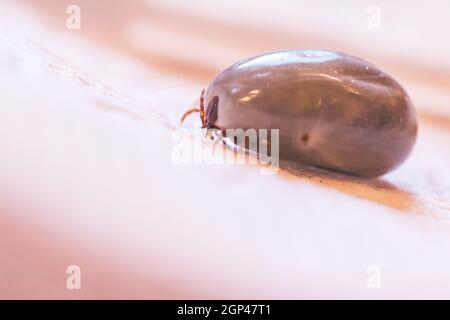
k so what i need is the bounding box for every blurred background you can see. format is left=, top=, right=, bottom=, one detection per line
left=16, top=0, right=450, bottom=117
left=0, top=0, right=449, bottom=299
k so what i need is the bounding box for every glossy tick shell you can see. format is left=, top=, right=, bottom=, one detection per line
left=203, top=49, right=418, bottom=177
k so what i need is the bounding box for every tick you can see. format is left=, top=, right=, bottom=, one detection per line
left=182, top=49, right=418, bottom=177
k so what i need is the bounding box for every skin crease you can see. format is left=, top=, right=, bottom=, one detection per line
left=204, top=49, right=418, bottom=177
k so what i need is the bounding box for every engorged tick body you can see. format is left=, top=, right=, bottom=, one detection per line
left=189, top=49, right=418, bottom=177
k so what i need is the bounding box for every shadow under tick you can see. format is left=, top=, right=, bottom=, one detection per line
left=278, top=159, right=417, bottom=212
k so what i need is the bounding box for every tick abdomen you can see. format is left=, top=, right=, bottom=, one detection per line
left=203, top=50, right=418, bottom=177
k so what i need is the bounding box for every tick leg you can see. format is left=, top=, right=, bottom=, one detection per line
left=180, top=107, right=201, bottom=124
left=199, top=89, right=206, bottom=128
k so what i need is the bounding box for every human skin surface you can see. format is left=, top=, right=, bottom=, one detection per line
left=1, top=0, right=450, bottom=299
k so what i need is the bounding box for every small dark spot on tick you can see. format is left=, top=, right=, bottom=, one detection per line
left=301, top=133, right=309, bottom=143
